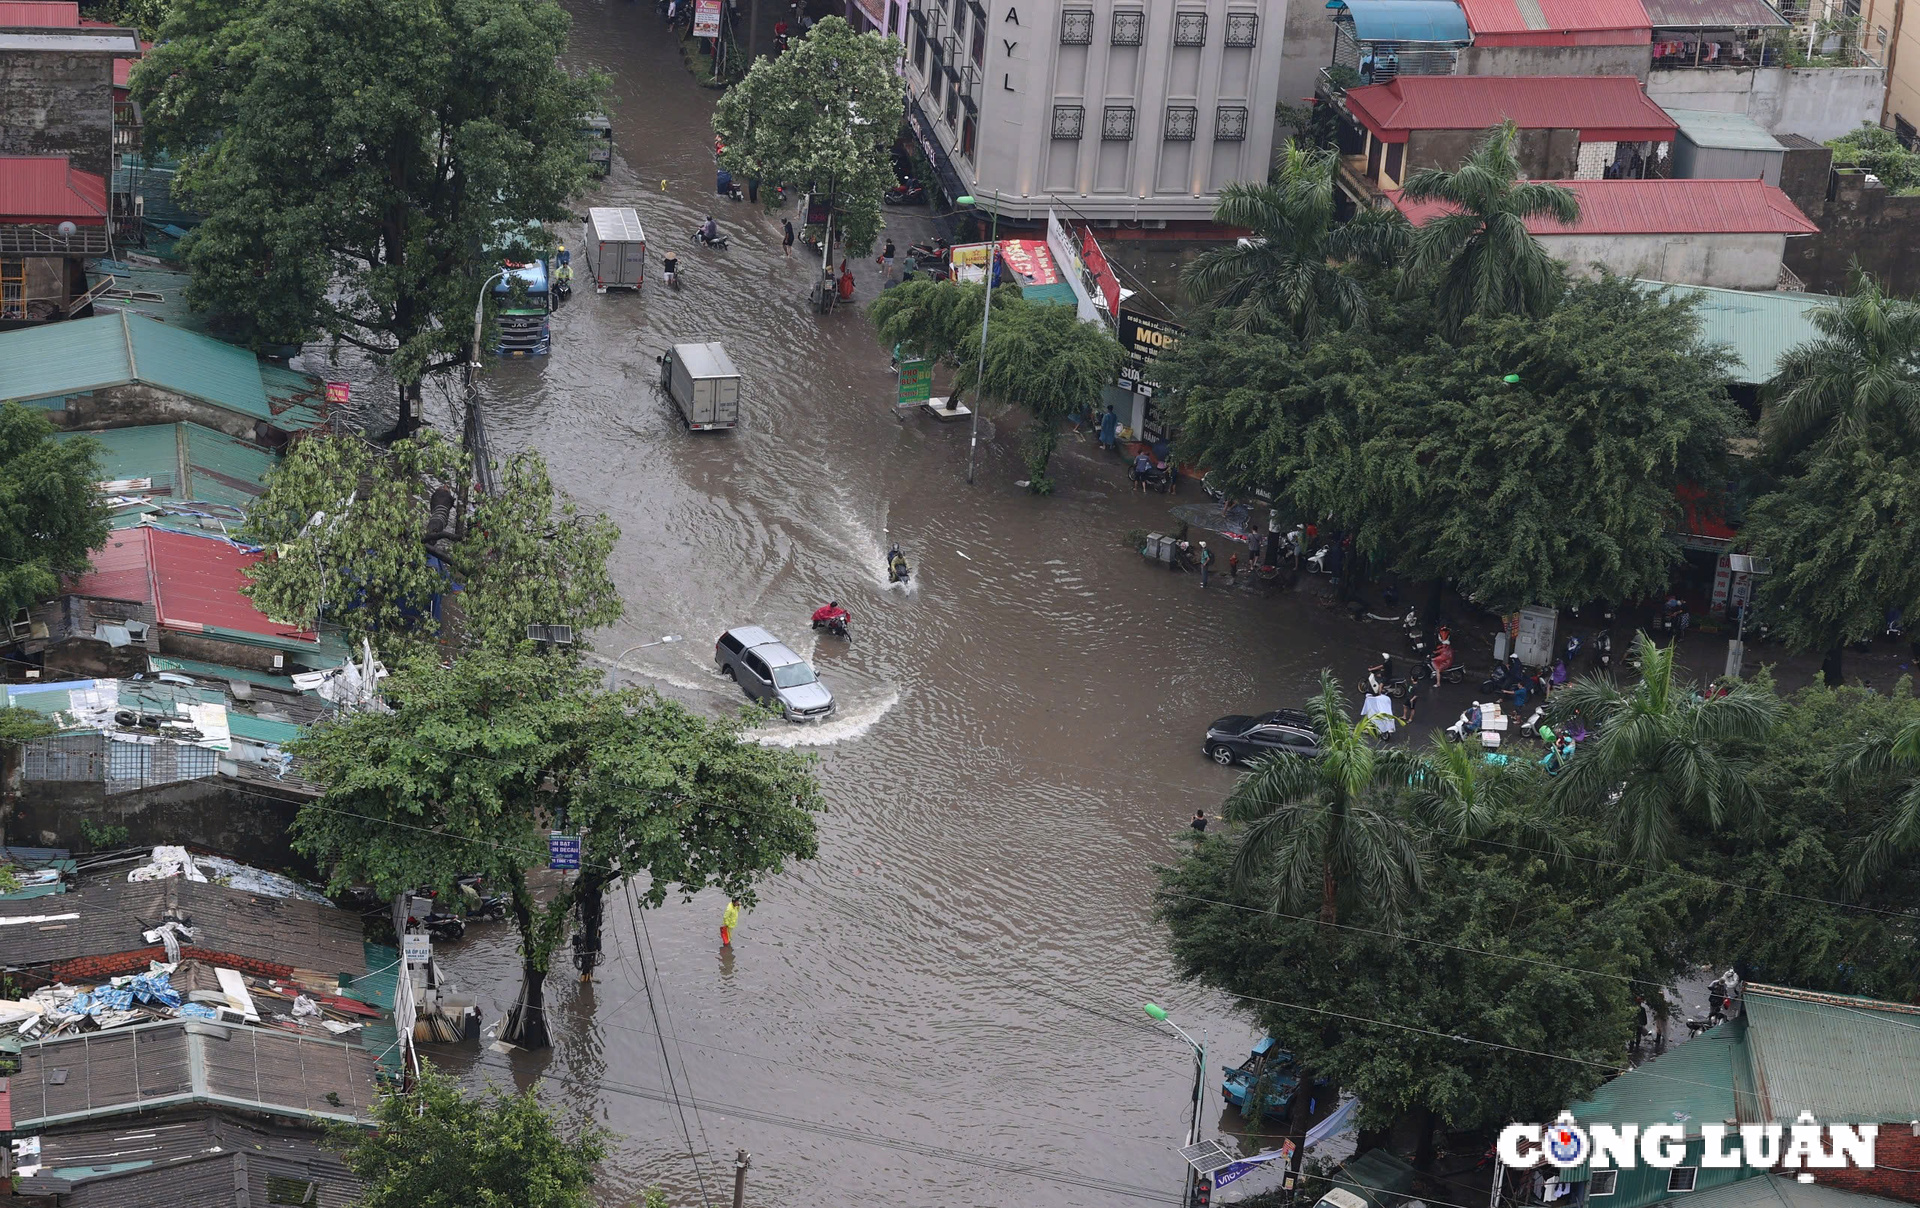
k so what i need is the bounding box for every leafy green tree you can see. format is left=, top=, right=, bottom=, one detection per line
left=331, top=1064, right=604, bottom=1208
left=1399, top=121, right=1579, bottom=339
left=1157, top=820, right=1683, bottom=1151
left=868, top=277, right=990, bottom=366
left=242, top=435, right=619, bottom=662
left=1744, top=432, right=1920, bottom=684
left=0, top=403, right=108, bottom=619
left=967, top=300, right=1125, bottom=493
left=1181, top=144, right=1406, bottom=339
left=133, top=0, right=603, bottom=429
left=713, top=16, right=904, bottom=256
left=79, top=0, right=170, bottom=38
left=291, top=648, right=823, bottom=1048
left=1305, top=276, right=1742, bottom=613
left=1223, top=671, right=1425, bottom=924
left=0, top=710, right=57, bottom=851
left=1760, top=271, right=1920, bottom=457
left=1675, top=675, right=1920, bottom=999
left=1826, top=124, right=1920, bottom=193
left=1549, top=634, right=1781, bottom=868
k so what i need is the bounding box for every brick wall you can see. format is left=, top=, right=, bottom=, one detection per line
left=49, top=946, right=294, bottom=982
left=1803, top=1127, right=1920, bottom=1204
left=0, top=50, right=116, bottom=180
left=1784, top=169, right=1920, bottom=297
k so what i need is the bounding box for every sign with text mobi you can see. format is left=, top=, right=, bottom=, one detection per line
left=1499, top=1112, right=1878, bottom=1172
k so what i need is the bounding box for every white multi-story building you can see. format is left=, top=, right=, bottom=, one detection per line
left=900, top=0, right=1291, bottom=222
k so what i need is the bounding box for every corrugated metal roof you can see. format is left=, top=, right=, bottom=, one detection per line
left=71, top=530, right=156, bottom=605
left=127, top=313, right=273, bottom=420
left=1391, top=178, right=1820, bottom=234
left=1743, top=984, right=1920, bottom=1122
left=1661, top=1176, right=1908, bottom=1208
left=68, top=528, right=320, bottom=645
left=0, top=156, right=105, bottom=223
left=57, top=422, right=274, bottom=508
left=1456, top=0, right=1650, bottom=39
left=1339, top=0, right=1474, bottom=42
left=1345, top=76, right=1676, bottom=142
left=147, top=655, right=314, bottom=691
left=1640, top=281, right=1832, bottom=383
left=1643, top=0, right=1787, bottom=27
left=1667, top=108, right=1785, bottom=151
left=1570, top=1024, right=1745, bottom=1131
left=23, top=1111, right=360, bottom=1207
left=57, top=423, right=180, bottom=493
left=225, top=712, right=302, bottom=746
left=256, top=362, right=331, bottom=431
left=0, top=1, right=81, bottom=24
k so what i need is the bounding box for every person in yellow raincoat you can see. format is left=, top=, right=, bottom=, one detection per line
left=721, top=899, right=739, bottom=947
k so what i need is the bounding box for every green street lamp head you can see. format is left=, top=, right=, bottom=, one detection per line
left=956, top=195, right=975, bottom=206
left=1143, top=1003, right=1170, bottom=1022
left=1503, top=374, right=1521, bottom=384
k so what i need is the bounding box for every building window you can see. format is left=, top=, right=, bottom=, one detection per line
left=972, top=21, right=986, bottom=64
left=1668, top=1170, right=1699, bottom=1194
left=0, top=259, right=22, bottom=320
left=914, top=30, right=927, bottom=70
left=1111, top=9, right=1144, bottom=44
left=946, top=86, right=960, bottom=125
left=1174, top=11, right=1207, bottom=44
left=1103, top=105, right=1136, bottom=139
left=1053, top=104, right=1086, bottom=138
left=1164, top=105, right=1198, bottom=139
left=930, top=66, right=944, bottom=102
left=1224, top=11, right=1257, bottom=45
left=1061, top=7, right=1093, bottom=42
left=953, top=2, right=967, bottom=41
left=1215, top=105, right=1248, bottom=140
left=1590, top=1172, right=1619, bottom=1197
left=962, top=114, right=978, bottom=158
left=888, top=1, right=900, bottom=35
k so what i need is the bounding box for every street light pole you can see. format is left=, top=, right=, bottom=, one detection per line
left=1145, top=1002, right=1206, bottom=1206
left=956, top=190, right=999, bottom=486
left=611, top=635, right=683, bottom=672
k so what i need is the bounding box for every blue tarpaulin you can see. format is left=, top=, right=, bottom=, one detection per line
left=1335, top=0, right=1471, bottom=42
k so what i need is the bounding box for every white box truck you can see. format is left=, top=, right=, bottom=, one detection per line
left=658, top=342, right=740, bottom=430
left=582, top=207, right=646, bottom=292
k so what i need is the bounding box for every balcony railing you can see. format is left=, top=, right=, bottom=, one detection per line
left=1329, top=26, right=1462, bottom=82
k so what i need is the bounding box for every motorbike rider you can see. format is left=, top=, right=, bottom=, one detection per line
left=1364, top=653, right=1395, bottom=696
left=811, top=600, right=850, bottom=631
left=699, top=216, right=720, bottom=246
left=887, top=544, right=910, bottom=582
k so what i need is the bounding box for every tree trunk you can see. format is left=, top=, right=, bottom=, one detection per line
left=1285, top=1069, right=1315, bottom=1190
left=572, top=869, right=608, bottom=982
left=1320, top=861, right=1338, bottom=925
left=1820, top=644, right=1845, bottom=687
left=1415, top=1105, right=1440, bottom=1171
left=1422, top=578, right=1444, bottom=637
left=501, top=959, right=550, bottom=1049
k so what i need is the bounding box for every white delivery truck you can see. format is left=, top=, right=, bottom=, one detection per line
left=582, top=207, right=646, bottom=292
left=658, top=342, right=741, bottom=430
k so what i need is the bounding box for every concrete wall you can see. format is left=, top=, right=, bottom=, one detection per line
left=1785, top=168, right=1920, bottom=294
left=37, top=384, right=290, bottom=444
left=1278, top=0, right=1336, bottom=122
left=1671, top=137, right=1783, bottom=185
left=0, top=49, right=116, bottom=180
left=1541, top=230, right=1788, bottom=288
left=10, top=776, right=311, bottom=871
left=1408, top=126, right=1581, bottom=178
left=1454, top=43, right=1652, bottom=80
left=1646, top=66, right=1886, bottom=142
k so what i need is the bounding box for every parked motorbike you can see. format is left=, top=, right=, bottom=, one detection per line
left=406, top=891, right=467, bottom=941
left=1304, top=545, right=1333, bottom=574
left=1403, top=609, right=1428, bottom=655
left=884, top=181, right=929, bottom=206
left=907, top=239, right=951, bottom=268
left=1593, top=630, right=1613, bottom=670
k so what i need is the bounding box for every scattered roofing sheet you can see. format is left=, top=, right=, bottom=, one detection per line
left=1339, top=0, right=1474, bottom=42
left=1742, top=984, right=1920, bottom=1122
left=1640, top=281, right=1831, bottom=383
left=1666, top=107, right=1786, bottom=151
left=0, top=156, right=108, bottom=225
left=1344, top=76, right=1677, bottom=142
left=1642, top=0, right=1788, bottom=26
left=0, top=312, right=327, bottom=432
left=1390, top=178, right=1819, bottom=234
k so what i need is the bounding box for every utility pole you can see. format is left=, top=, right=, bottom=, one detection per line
left=963, top=190, right=999, bottom=485
left=733, top=1149, right=751, bottom=1208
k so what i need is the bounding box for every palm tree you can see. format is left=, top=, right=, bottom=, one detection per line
left=1548, top=634, right=1781, bottom=868
left=1761, top=269, right=1920, bottom=459
left=1399, top=121, right=1580, bottom=339
left=1828, top=716, right=1920, bottom=890
left=1182, top=143, right=1407, bottom=340
left=1407, top=733, right=1567, bottom=858
left=1224, top=671, right=1425, bottom=923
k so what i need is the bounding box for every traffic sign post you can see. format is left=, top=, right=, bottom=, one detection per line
left=548, top=832, right=581, bottom=871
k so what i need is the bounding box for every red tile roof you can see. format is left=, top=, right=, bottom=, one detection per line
left=1345, top=76, right=1677, bottom=144
left=69, top=528, right=318, bottom=642
left=1389, top=178, right=1819, bottom=235
left=0, top=1, right=79, bottom=25
left=1456, top=0, right=1650, bottom=43
left=0, top=156, right=107, bottom=225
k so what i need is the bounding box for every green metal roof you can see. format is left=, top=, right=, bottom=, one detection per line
left=1666, top=1177, right=1909, bottom=1208
left=344, top=942, right=406, bottom=1077
left=56, top=422, right=276, bottom=510
left=148, top=655, right=316, bottom=691
left=0, top=313, right=329, bottom=432
left=1570, top=1025, right=1745, bottom=1133
left=1665, top=109, right=1786, bottom=153
left=225, top=712, right=303, bottom=746
left=1742, top=984, right=1920, bottom=1122
left=1641, top=281, right=1834, bottom=385
left=59, top=424, right=180, bottom=490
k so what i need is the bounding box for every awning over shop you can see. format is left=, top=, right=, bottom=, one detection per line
left=950, top=239, right=1078, bottom=306
left=1332, top=0, right=1472, bottom=43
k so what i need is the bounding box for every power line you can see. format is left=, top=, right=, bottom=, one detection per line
left=620, top=876, right=716, bottom=1208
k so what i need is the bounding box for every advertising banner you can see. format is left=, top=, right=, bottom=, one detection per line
left=1116, top=308, right=1183, bottom=396
left=694, top=0, right=721, bottom=37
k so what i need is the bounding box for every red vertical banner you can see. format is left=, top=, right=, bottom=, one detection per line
left=324, top=382, right=351, bottom=406
left=1080, top=227, right=1122, bottom=316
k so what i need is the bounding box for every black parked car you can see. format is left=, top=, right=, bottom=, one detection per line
left=1204, top=710, right=1320, bottom=766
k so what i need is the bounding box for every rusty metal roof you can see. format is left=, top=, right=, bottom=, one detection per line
left=0, top=156, right=107, bottom=225
left=67, top=528, right=325, bottom=650
left=1345, top=75, right=1676, bottom=142
left=1391, top=178, right=1819, bottom=234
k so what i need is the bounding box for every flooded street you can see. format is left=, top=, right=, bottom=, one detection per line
left=279, top=7, right=1886, bottom=1204
left=294, top=3, right=1410, bottom=1204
